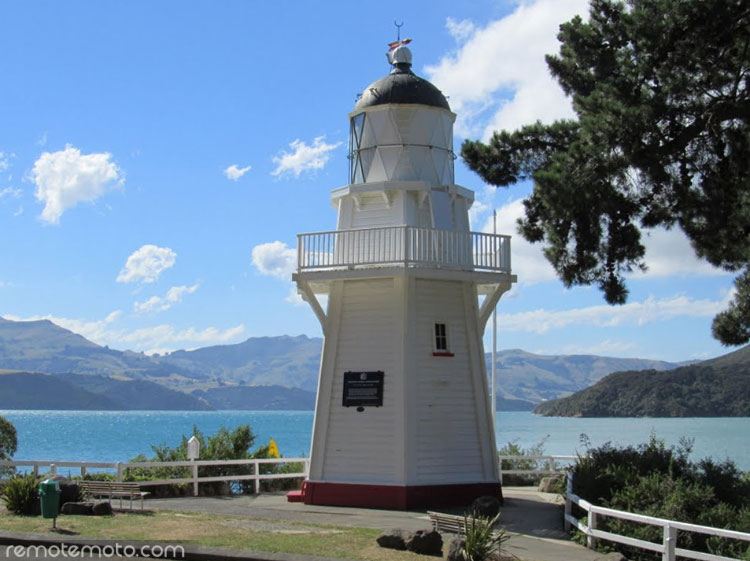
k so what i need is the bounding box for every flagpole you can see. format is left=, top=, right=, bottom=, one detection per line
left=492, top=210, right=497, bottom=437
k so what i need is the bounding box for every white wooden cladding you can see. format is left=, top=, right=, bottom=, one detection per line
left=321, top=279, right=399, bottom=483
left=298, top=227, right=511, bottom=273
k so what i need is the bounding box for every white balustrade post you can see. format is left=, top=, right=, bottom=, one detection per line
left=33, top=465, right=39, bottom=477
left=587, top=511, right=597, bottom=549
left=564, top=473, right=573, bottom=532
left=192, top=464, right=199, bottom=497
left=254, top=460, right=260, bottom=495
left=81, top=466, right=87, bottom=478
left=116, top=462, right=123, bottom=482
left=50, top=463, right=56, bottom=476
left=663, top=525, right=677, bottom=561
left=548, top=457, right=555, bottom=474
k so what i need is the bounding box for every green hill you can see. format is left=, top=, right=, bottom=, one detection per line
left=0, top=372, right=120, bottom=410
left=534, top=346, right=750, bottom=417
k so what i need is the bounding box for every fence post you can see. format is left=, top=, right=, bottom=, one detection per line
left=548, top=457, right=555, bottom=474
left=587, top=511, right=597, bottom=549
left=663, top=525, right=677, bottom=561
left=81, top=466, right=87, bottom=478
left=192, top=464, right=199, bottom=497
left=50, top=463, right=56, bottom=476
left=254, top=460, right=260, bottom=495
left=116, top=462, right=123, bottom=482
left=564, top=472, right=573, bottom=531
left=33, top=465, right=39, bottom=477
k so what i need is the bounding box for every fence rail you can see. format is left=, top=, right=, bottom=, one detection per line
left=0, top=458, right=309, bottom=497
left=297, top=226, right=511, bottom=273
left=564, top=473, right=750, bottom=561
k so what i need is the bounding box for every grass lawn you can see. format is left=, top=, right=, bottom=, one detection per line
left=0, top=506, right=433, bottom=561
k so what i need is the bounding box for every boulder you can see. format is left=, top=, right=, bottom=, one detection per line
left=91, top=501, right=114, bottom=516
left=58, top=482, right=81, bottom=512
left=447, top=536, right=466, bottom=561
left=61, top=501, right=94, bottom=515
left=376, top=529, right=408, bottom=550
left=405, top=529, right=443, bottom=556
left=594, top=553, right=628, bottom=561
left=470, top=495, right=501, bottom=518
left=537, top=476, right=563, bottom=493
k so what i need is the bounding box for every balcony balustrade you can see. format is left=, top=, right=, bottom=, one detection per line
left=297, top=226, right=511, bottom=274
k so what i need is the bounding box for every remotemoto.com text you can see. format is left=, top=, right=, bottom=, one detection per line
left=5, top=543, right=185, bottom=558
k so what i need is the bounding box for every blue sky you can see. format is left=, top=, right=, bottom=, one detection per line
left=0, top=0, right=736, bottom=362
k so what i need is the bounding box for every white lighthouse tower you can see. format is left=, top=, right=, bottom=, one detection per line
left=293, top=42, right=516, bottom=509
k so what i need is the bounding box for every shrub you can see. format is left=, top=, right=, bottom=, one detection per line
left=462, top=513, right=509, bottom=561
left=571, top=436, right=750, bottom=561
left=0, top=416, right=17, bottom=479
left=498, top=437, right=550, bottom=485
left=1, top=474, right=40, bottom=515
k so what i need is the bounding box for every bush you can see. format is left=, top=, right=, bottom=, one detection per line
left=462, top=513, right=509, bottom=561
left=0, top=416, right=17, bottom=479
left=571, top=436, right=750, bottom=560
left=126, top=425, right=303, bottom=496
left=498, top=437, right=550, bottom=485
left=1, top=474, right=40, bottom=515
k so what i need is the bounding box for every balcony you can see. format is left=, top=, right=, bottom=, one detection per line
left=297, top=226, right=511, bottom=274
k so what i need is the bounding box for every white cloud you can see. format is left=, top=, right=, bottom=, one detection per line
left=134, top=283, right=199, bottom=313
left=0, top=187, right=21, bottom=199
left=117, top=245, right=177, bottom=284
left=31, top=144, right=123, bottom=224
left=271, top=136, right=341, bottom=178
left=5, top=311, right=245, bottom=353
left=638, top=228, right=726, bottom=278
left=426, top=0, right=589, bottom=139
left=446, top=17, right=476, bottom=42
left=499, top=294, right=730, bottom=335
left=0, top=152, right=12, bottom=172
left=223, top=164, right=251, bottom=181
left=252, top=241, right=296, bottom=279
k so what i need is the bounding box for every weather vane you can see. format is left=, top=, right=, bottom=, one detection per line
left=388, top=21, right=411, bottom=52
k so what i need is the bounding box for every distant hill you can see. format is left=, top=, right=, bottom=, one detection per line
left=0, top=372, right=120, bottom=410
left=534, top=345, right=750, bottom=417
left=0, top=316, right=688, bottom=410
left=193, top=385, right=316, bottom=410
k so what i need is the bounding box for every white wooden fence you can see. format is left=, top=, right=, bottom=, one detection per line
left=564, top=473, right=750, bottom=561
left=0, top=458, right=309, bottom=497
left=497, top=454, right=576, bottom=484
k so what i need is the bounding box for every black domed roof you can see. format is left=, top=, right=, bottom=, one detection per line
left=354, top=62, right=450, bottom=111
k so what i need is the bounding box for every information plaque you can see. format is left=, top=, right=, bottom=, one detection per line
left=342, top=371, right=384, bottom=407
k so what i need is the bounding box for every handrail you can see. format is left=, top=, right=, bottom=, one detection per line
left=564, top=472, right=750, bottom=561
left=297, top=226, right=511, bottom=273
left=0, top=458, right=310, bottom=497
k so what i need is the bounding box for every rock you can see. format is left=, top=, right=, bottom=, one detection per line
left=470, top=495, right=501, bottom=518
left=91, top=501, right=113, bottom=516
left=405, top=529, right=443, bottom=556
left=58, top=482, right=81, bottom=512
left=447, top=536, right=466, bottom=561
left=594, top=553, right=628, bottom=561
left=376, top=529, right=408, bottom=550
left=537, top=476, right=563, bottom=493
left=61, top=501, right=94, bottom=515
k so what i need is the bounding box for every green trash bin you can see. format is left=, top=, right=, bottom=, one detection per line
left=39, top=479, right=61, bottom=520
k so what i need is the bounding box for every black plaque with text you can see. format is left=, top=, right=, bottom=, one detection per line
left=342, top=371, right=384, bottom=407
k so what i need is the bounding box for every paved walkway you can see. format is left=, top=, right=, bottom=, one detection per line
left=146, top=486, right=604, bottom=561
left=0, top=487, right=606, bottom=561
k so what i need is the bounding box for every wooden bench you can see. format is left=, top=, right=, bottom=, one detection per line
left=427, top=511, right=505, bottom=537
left=78, top=481, right=150, bottom=511
left=428, top=511, right=471, bottom=534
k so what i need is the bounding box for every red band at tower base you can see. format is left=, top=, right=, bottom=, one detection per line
left=303, top=481, right=503, bottom=510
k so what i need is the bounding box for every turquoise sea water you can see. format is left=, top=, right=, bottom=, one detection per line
left=1, top=410, right=748, bottom=470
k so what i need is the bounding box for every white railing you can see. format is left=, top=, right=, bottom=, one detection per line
left=564, top=473, right=750, bottom=561
left=497, top=454, right=576, bottom=484
left=297, top=226, right=511, bottom=273
left=0, top=458, right=309, bottom=497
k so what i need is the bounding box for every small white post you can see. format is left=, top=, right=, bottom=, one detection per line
left=81, top=466, right=87, bottom=478
left=187, top=436, right=200, bottom=497
left=564, top=473, right=573, bottom=531
left=587, top=511, right=597, bottom=549
left=663, top=525, right=677, bottom=561
left=50, top=463, right=56, bottom=476
left=33, top=465, right=39, bottom=477
left=116, top=462, right=123, bottom=482
left=254, top=460, right=260, bottom=495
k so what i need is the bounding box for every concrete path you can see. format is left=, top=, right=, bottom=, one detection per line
left=146, top=486, right=604, bottom=561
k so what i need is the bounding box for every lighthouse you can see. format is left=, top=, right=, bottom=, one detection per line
left=293, top=42, right=516, bottom=509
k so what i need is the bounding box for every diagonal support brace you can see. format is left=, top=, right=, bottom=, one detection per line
left=294, top=276, right=328, bottom=335
left=478, top=282, right=512, bottom=334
